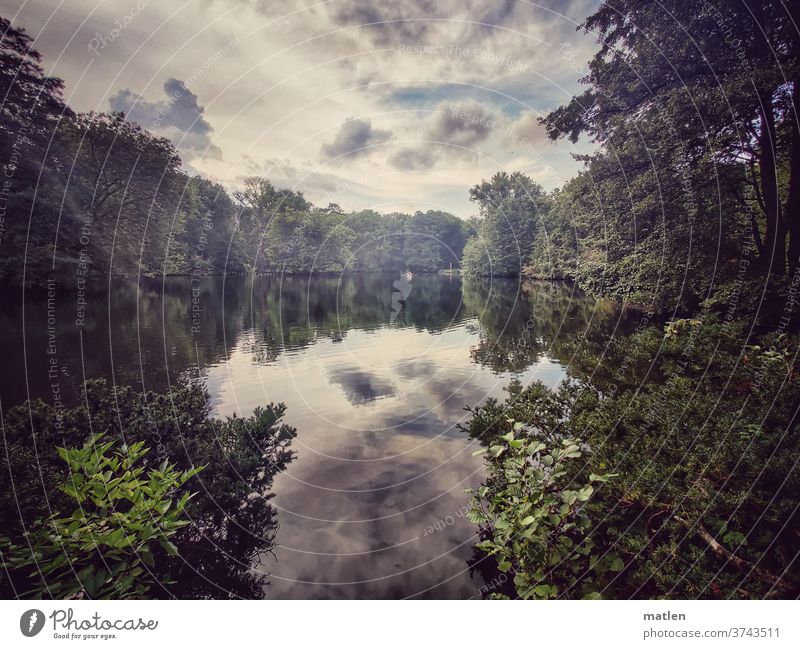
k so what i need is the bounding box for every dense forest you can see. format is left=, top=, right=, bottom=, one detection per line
left=4, top=2, right=799, bottom=298
left=462, top=1, right=800, bottom=315
left=460, top=0, right=800, bottom=600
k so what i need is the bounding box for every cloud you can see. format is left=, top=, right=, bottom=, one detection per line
left=330, top=0, right=438, bottom=47
left=388, top=147, right=438, bottom=171
left=507, top=111, right=548, bottom=148
left=327, top=0, right=534, bottom=49
left=388, top=100, right=497, bottom=170
left=109, top=78, right=221, bottom=160
left=426, top=100, right=495, bottom=147
left=321, top=118, right=393, bottom=161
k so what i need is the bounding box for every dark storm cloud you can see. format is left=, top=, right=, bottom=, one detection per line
left=321, top=118, right=393, bottom=161
left=109, top=78, right=221, bottom=159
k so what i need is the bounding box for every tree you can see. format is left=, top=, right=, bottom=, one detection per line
left=0, top=17, right=71, bottom=284
left=524, top=182, right=580, bottom=281
left=542, top=0, right=800, bottom=276
left=401, top=210, right=470, bottom=272
left=55, top=112, right=182, bottom=277
left=233, top=176, right=310, bottom=217
left=171, top=176, right=249, bottom=275
left=0, top=16, right=68, bottom=142
left=296, top=211, right=354, bottom=272
left=347, top=210, right=406, bottom=271
left=463, top=172, right=551, bottom=277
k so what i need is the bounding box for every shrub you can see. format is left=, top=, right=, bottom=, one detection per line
left=0, top=379, right=295, bottom=598
left=464, top=314, right=800, bottom=598
left=469, top=419, right=620, bottom=599
left=1, top=434, right=202, bottom=598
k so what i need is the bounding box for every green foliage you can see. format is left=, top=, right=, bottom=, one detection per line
left=462, top=172, right=551, bottom=277
left=462, top=381, right=569, bottom=443
left=469, top=422, right=619, bottom=599
left=523, top=184, right=579, bottom=281
left=0, top=434, right=202, bottom=599
left=535, top=130, right=744, bottom=311
left=0, top=379, right=296, bottom=598
left=539, top=0, right=800, bottom=297
left=574, top=316, right=800, bottom=598
left=465, top=314, right=800, bottom=599
left=460, top=236, right=491, bottom=277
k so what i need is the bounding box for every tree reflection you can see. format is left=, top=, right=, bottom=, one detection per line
left=0, top=274, right=637, bottom=410
left=461, top=277, right=637, bottom=378
left=0, top=273, right=641, bottom=599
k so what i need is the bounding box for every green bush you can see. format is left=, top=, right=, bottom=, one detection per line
left=0, top=379, right=295, bottom=598
left=1, top=434, right=202, bottom=598
left=464, top=315, right=800, bottom=598
left=469, top=421, right=620, bottom=599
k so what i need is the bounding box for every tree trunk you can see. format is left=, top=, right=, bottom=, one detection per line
left=786, top=84, right=800, bottom=275
left=758, top=90, right=785, bottom=275
left=695, top=523, right=792, bottom=597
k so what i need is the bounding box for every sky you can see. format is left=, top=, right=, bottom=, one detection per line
left=5, top=0, right=601, bottom=217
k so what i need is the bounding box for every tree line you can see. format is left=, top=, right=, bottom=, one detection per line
left=0, top=16, right=471, bottom=287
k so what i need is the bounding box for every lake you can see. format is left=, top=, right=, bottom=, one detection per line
left=0, top=273, right=629, bottom=598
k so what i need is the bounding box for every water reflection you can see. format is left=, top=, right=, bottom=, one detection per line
left=0, top=274, right=625, bottom=598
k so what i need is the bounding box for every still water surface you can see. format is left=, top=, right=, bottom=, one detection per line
left=1, top=274, right=625, bottom=598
